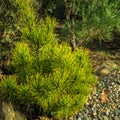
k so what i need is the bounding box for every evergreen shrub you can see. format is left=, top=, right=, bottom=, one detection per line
left=63, top=0, right=120, bottom=46
left=38, top=0, right=120, bottom=45
left=0, top=0, right=97, bottom=119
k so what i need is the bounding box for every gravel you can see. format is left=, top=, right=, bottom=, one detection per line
left=75, top=68, right=120, bottom=120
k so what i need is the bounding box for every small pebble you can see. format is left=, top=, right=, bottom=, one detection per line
left=114, top=116, right=120, bottom=120
left=103, top=116, right=108, bottom=120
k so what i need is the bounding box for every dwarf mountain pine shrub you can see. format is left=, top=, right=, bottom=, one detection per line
left=0, top=0, right=97, bottom=119
left=1, top=43, right=97, bottom=119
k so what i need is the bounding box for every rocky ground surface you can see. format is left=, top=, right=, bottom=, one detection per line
left=74, top=59, right=120, bottom=120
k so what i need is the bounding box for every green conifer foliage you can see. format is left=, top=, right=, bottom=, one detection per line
left=11, top=42, right=33, bottom=83
left=63, top=0, right=120, bottom=45
left=0, top=0, right=97, bottom=119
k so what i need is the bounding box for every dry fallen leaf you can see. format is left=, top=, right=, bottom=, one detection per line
left=100, top=88, right=109, bottom=104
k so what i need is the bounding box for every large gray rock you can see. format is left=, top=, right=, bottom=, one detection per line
left=0, top=102, right=27, bottom=120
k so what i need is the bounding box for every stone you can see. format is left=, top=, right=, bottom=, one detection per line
left=106, top=109, right=110, bottom=116
left=38, top=116, right=51, bottom=120
left=103, top=115, right=108, bottom=120
left=68, top=116, right=74, bottom=120
left=76, top=118, right=81, bottom=120
left=14, top=111, right=27, bottom=120
left=115, top=109, right=120, bottom=116
left=99, top=68, right=110, bottom=75
left=93, top=111, right=97, bottom=116
left=114, top=116, right=120, bottom=120
left=77, top=113, right=83, bottom=118
left=84, top=116, right=91, bottom=120
left=94, top=60, right=117, bottom=75
left=0, top=102, right=27, bottom=120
